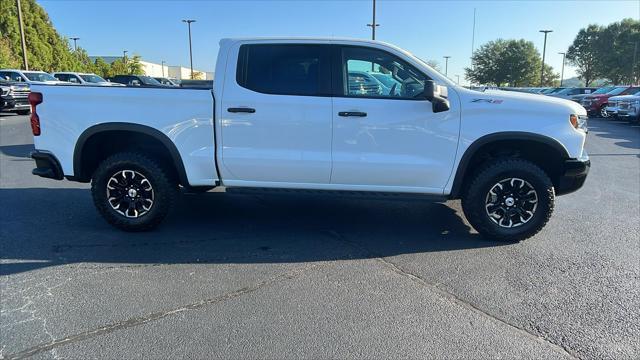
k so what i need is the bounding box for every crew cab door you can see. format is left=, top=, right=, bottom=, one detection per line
left=330, top=45, right=459, bottom=192
left=219, top=43, right=333, bottom=185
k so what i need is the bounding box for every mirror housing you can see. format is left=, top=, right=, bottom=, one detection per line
left=424, top=80, right=450, bottom=113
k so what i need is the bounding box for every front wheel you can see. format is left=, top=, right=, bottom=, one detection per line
left=599, top=106, right=610, bottom=118
left=91, top=152, right=178, bottom=231
left=461, top=158, right=555, bottom=242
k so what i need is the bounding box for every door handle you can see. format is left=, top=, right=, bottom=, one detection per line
left=228, top=107, right=256, bottom=113
left=338, top=111, right=367, bottom=117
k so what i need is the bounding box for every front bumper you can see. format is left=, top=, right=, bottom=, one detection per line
left=556, top=154, right=590, bottom=196
left=1, top=98, right=30, bottom=110
left=30, top=151, right=64, bottom=180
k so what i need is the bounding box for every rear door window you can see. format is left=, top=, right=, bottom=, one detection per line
left=236, top=44, right=331, bottom=96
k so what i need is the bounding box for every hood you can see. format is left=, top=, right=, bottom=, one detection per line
left=28, top=80, right=69, bottom=85
left=457, top=88, right=587, bottom=116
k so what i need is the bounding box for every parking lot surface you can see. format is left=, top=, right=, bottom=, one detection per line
left=1, top=113, right=639, bottom=359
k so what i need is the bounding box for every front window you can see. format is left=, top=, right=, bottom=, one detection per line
left=23, top=72, right=58, bottom=82
left=0, top=72, right=25, bottom=82
left=622, top=87, right=640, bottom=95
left=138, top=76, right=162, bottom=86
left=341, top=46, right=428, bottom=99
left=592, top=87, right=614, bottom=94
left=80, top=74, right=107, bottom=83
left=606, top=87, right=628, bottom=96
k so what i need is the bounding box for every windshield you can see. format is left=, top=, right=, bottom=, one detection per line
left=554, top=88, right=574, bottom=95
left=607, top=87, right=628, bottom=96
left=80, top=74, right=107, bottom=83
left=622, top=87, right=640, bottom=95
left=592, top=87, right=614, bottom=94
left=23, top=72, right=57, bottom=82
left=139, top=76, right=162, bottom=85
left=370, top=73, right=401, bottom=88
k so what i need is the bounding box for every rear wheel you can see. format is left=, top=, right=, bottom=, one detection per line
left=599, top=106, right=610, bottom=118
left=91, top=152, right=177, bottom=231
left=461, top=158, right=554, bottom=242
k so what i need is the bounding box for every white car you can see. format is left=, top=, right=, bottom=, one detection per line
left=617, top=93, right=640, bottom=122
left=52, top=72, right=124, bottom=86
left=605, top=90, right=640, bottom=117
left=0, top=69, right=68, bottom=85
left=28, top=37, right=590, bottom=241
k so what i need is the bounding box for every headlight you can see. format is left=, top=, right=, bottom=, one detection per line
left=570, top=114, right=588, bottom=132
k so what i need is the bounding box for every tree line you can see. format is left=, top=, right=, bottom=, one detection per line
left=0, top=0, right=143, bottom=78
left=466, top=18, right=639, bottom=87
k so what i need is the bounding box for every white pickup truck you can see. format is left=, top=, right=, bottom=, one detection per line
left=28, top=38, right=590, bottom=241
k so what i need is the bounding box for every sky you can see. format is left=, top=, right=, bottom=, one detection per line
left=39, top=0, right=639, bottom=85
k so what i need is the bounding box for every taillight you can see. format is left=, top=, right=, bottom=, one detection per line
left=29, top=92, right=42, bottom=136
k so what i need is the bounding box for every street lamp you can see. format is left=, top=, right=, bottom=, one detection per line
left=161, top=60, right=166, bottom=77
left=455, top=74, right=460, bottom=84
left=539, top=30, right=553, bottom=86
left=366, top=0, right=379, bottom=40
left=123, top=50, right=128, bottom=65
left=558, top=52, right=566, bottom=87
left=182, top=19, right=196, bottom=79
left=70, top=37, right=80, bottom=51
left=15, top=0, right=28, bottom=70
left=443, top=56, right=451, bottom=77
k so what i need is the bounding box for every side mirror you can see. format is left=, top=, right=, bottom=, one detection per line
left=424, top=80, right=450, bottom=113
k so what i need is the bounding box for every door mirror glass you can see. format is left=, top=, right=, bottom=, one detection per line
left=424, top=80, right=450, bottom=113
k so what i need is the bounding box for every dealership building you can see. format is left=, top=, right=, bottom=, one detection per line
left=89, top=56, right=214, bottom=80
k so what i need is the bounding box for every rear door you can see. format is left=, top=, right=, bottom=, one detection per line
left=219, top=42, right=333, bottom=185
left=330, top=45, right=459, bottom=192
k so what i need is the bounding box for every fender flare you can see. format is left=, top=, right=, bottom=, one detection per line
left=449, top=131, right=570, bottom=198
left=73, top=122, right=188, bottom=185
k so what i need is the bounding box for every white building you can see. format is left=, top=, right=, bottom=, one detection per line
left=89, top=56, right=213, bottom=80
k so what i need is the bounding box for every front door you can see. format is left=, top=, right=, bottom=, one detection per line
left=220, top=43, right=333, bottom=185
left=331, top=45, right=459, bottom=193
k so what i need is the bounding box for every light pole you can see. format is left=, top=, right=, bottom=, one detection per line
left=558, top=52, right=566, bottom=87
left=455, top=75, right=460, bottom=84
left=15, top=0, right=28, bottom=70
left=539, top=30, right=553, bottom=86
left=161, top=61, right=166, bottom=77
left=70, top=37, right=80, bottom=51
left=443, top=56, right=451, bottom=77
left=182, top=19, right=196, bottom=79
left=123, top=50, right=128, bottom=65
left=366, top=0, right=379, bottom=40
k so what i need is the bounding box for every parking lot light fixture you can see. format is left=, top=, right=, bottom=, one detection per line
left=70, top=37, right=80, bottom=51
left=558, top=52, right=566, bottom=87
left=182, top=19, right=196, bottom=79
left=443, top=56, right=451, bottom=77
left=539, top=30, right=553, bottom=86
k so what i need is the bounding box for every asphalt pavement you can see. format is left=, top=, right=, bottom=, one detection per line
left=1, top=113, right=638, bottom=359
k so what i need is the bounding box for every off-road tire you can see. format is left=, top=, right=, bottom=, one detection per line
left=461, top=158, right=555, bottom=242
left=91, top=152, right=177, bottom=231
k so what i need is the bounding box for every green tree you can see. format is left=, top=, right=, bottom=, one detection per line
left=0, top=0, right=86, bottom=72
left=566, top=24, right=603, bottom=86
left=597, top=19, right=640, bottom=84
left=0, top=35, right=20, bottom=68
left=93, top=57, right=111, bottom=78
left=465, top=39, right=558, bottom=87
left=127, top=55, right=144, bottom=75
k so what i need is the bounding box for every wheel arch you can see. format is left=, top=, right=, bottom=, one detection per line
left=449, top=132, right=570, bottom=199
left=73, top=123, right=189, bottom=186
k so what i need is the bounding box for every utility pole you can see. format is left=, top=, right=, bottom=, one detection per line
left=558, top=52, right=566, bottom=87
left=123, top=50, right=128, bottom=64
left=443, top=56, right=451, bottom=77
left=70, top=37, right=80, bottom=51
left=161, top=61, right=166, bottom=77
left=455, top=75, right=460, bottom=84
left=15, top=0, right=28, bottom=70
left=633, top=42, right=638, bottom=84
left=182, top=19, right=196, bottom=79
left=366, top=0, right=379, bottom=40
left=539, top=30, right=553, bottom=86
left=471, top=8, right=476, bottom=67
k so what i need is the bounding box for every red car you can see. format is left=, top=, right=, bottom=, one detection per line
left=581, top=86, right=640, bottom=117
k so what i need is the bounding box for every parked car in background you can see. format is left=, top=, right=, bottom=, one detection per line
left=549, top=87, right=597, bottom=100
left=0, top=80, right=30, bottom=115
left=570, top=86, right=615, bottom=103
left=0, top=69, right=68, bottom=85
left=178, top=79, right=213, bottom=89
left=348, top=71, right=384, bottom=96
left=605, top=89, right=640, bottom=118
left=107, top=75, right=165, bottom=87
left=29, top=37, right=590, bottom=242
left=52, top=72, right=124, bottom=86
left=153, top=77, right=180, bottom=86
left=617, top=92, right=640, bottom=123
left=582, top=86, right=640, bottom=117
left=541, top=87, right=566, bottom=94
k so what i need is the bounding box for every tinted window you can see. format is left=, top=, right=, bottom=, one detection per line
left=0, top=72, right=24, bottom=82
left=237, top=44, right=331, bottom=96
left=54, top=74, right=69, bottom=81
left=341, top=46, right=429, bottom=99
